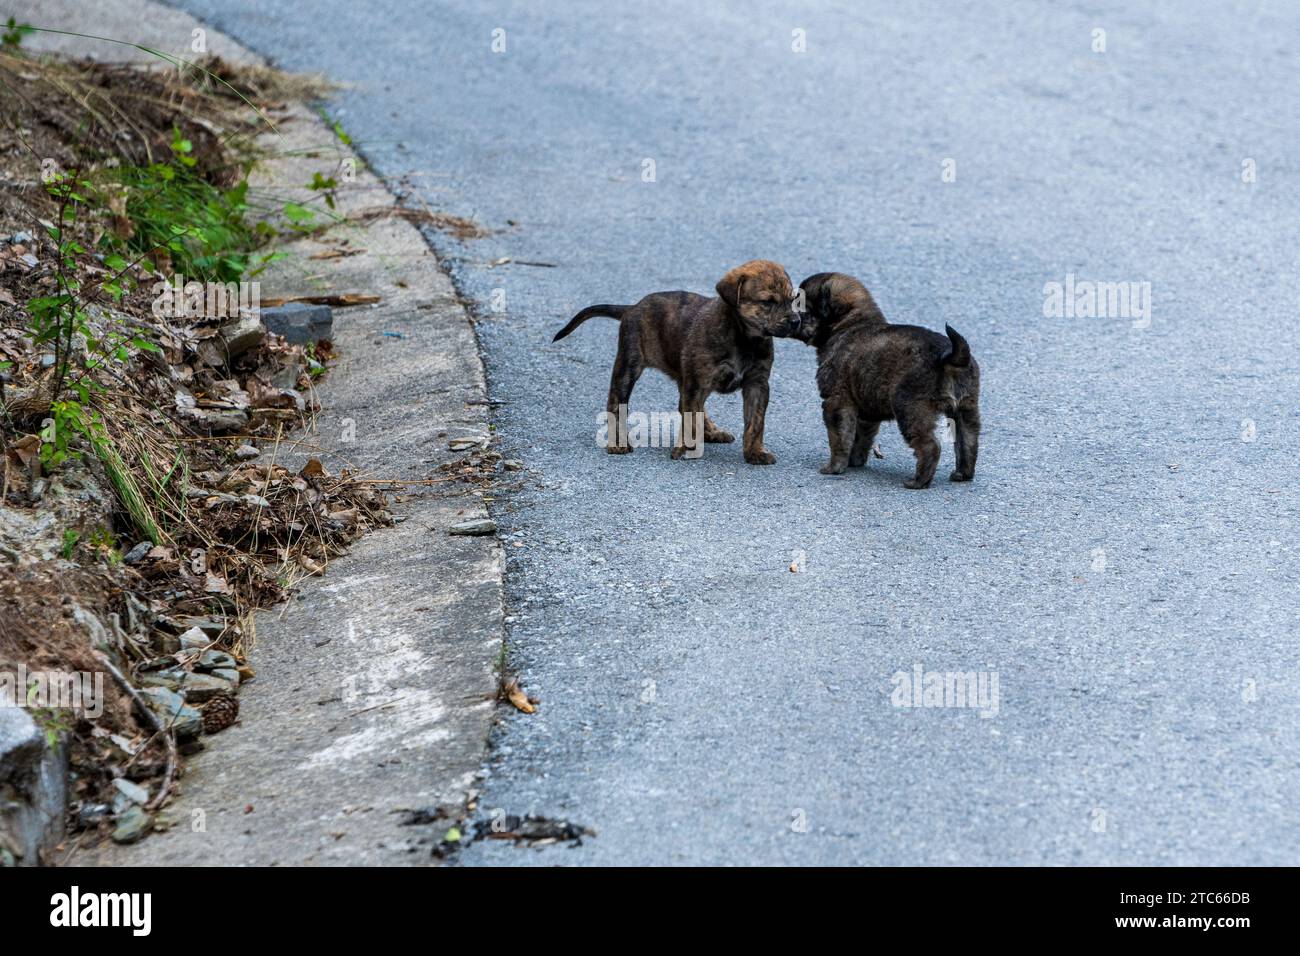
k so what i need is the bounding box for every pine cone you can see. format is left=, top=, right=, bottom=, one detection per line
left=201, top=692, right=239, bottom=734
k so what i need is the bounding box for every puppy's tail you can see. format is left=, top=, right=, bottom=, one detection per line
left=553, top=304, right=629, bottom=342
left=942, top=324, right=971, bottom=369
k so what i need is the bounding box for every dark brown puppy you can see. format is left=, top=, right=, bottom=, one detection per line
left=791, top=272, right=981, bottom=488
left=553, top=260, right=796, bottom=463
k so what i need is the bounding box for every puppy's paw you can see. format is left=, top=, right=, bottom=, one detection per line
left=948, top=470, right=973, bottom=482
left=745, top=450, right=777, bottom=465
left=903, top=477, right=932, bottom=490
left=820, top=462, right=847, bottom=475
left=607, top=444, right=634, bottom=455
left=671, top=445, right=700, bottom=460
left=705, top=429, right=735, bottom=444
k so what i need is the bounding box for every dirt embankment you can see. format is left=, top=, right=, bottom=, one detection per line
left=0, top=46, right=390, bottom=859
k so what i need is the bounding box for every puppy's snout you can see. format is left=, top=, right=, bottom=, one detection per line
left=774, top=313, right=802, bottom=338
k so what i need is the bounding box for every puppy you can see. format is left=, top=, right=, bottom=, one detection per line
left=553, top=260, right=796, bottom=463
left=790, top=272, right=980, bottom=488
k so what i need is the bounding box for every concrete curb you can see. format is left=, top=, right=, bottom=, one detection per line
left=15, top=0, right=506, bottom=866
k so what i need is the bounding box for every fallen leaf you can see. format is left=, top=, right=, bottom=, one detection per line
left=300, top=458, right=326, bottom=480
left=501, top=677, right=536, bottom=714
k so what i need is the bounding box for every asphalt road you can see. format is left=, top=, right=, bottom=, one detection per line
left=173, top=0, right=1299, bottom=864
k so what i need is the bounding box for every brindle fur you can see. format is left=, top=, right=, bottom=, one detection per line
left=553, top=260, right=797, bottom=463
left=792, top=272, right=981, bottom=488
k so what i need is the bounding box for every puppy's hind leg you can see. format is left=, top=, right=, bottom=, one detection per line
left=819, top=401, right=856, bottom=475
left=848, top=418, right=880, bottom=467
left=605, top=344, right=643, bottom=454
left=950, top=404, right=980, bottom=481
left=703, top=410, right=734, bottom=444
left=895, top=404, right=940, bottom=489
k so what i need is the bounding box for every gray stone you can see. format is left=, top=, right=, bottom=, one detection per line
left=76, top=803, right=112, bottom=830
left=123, top=541, right=153, bottom=565
left=448, top=518, right=497, bottom=536
left=502, top=459, right=524, bottom=471
left=179, top=672, right=236, bottom=703
left=449, top=436, right=487, bottom=451
left=234, top=444, right=260, bottom=460
left=196, top=314, right=267, bottom=368
left=182, top=617, right=228, bottom=639
left=0, top=708, right=42, bottom=783
left=139, top=687, right=204, bottom=741
left=113, top=777, right=150, bottom=806
left=197, top=649, right=238, bottom=671
left=271, top=355, right=304, bottom=389
left=0, top=708, right=68, bottom=866
left=177, top=626, right=211, bottom=651
left=10, top=231, right=33, bottom=244
left=137, top=669, right=186, bottom=692
left=210, top=668, right=241, bottom=690
left=111, top=806, right=153, bottom=844
left=261, top=302, right=333, bottom=345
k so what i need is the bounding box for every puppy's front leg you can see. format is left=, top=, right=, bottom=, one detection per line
left=820, top=401, right=855, bottom=474
left=672, top=382, right=707, bottom=460
left=741, top=375, right=776, bottom=465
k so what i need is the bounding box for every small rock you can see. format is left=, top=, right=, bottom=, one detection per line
left=138, top=669, right=186, bottom=692
left=196, top=314, right=267, bottom=368
left=271, top=355, right=304, bottom=389
left=448, top=518, right=497, bottom=536
left=19, top=253, right=38, bottom=269
left=234, top=444, right=260, bottom=460
left=111, top=806, right=153, bottom=844
left=503, top=460, right=524, bottom=471
left=210, top=668, right=242, bottom=690
left=449, top=436, right=487, bottom=451
left=182, top=617, right=227, bottom=639
left=196, top=649, right=238, bottom=671
left=261, top=302, right=333, bottom=345
left=177, top=626, right=210, bottom=651
left=179, top=672, right=237, bottom=702
left=123, top=541, right=153, bottom=565
left=139, top=686, right=204, bottom=741
left=113, top=777, right=150, bottom=807
left=10, top=231, right=33, bottom=244
left=76, top=803, right=112, bottom=830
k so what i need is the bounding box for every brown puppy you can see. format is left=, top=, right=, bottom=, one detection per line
left=553, top=260, right=796, bottom=463
left=791, top=272, right=981, bottom=488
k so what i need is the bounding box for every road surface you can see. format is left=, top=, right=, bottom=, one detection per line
left=172, top=0, right=1299, bottom=864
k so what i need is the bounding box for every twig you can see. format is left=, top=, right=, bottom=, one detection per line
left=95, top=652, right=177, bottom=812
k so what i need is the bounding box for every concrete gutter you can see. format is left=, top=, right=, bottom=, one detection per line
left=14, top=0, right=506, bottom=865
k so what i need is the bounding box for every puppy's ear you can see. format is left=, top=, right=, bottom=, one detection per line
left=817, top=278, right=835, bottom=322
left=716, top=269, right=745, bottom=309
